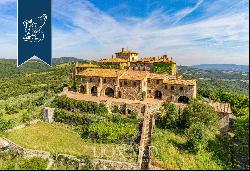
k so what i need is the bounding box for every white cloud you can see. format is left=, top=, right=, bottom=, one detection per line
left=173, top=0, right=204, bottom=24
left=0, top=0, right=249, bottom=65
left=51, top=0, right=248, bottom=65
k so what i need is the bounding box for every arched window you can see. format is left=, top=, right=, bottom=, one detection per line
left=105, top=87, right=115, bottom=97
left=178, top=96, right=189, bottom=103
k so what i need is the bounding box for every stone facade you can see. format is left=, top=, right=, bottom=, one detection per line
left=98, top=48, right=177, bottom=75
left=75, top=49, right=197, bottom=104
left=118, top=79, right=144, bottom=100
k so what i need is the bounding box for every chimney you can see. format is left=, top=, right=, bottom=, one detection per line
left=122, top=48, right=124, bottom=52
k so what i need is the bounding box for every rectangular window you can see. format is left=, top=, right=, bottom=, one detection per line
left=165, top=85, right=168, bottom=89
left=180, top=87, right=184, bottom=91
left=90, top=78, right=92, bottom=82
left=120, top=82, right=122, bottom=87
left=148, top=90, right=151, bottom=94
left=171, top=86, right=175, bottom=90
left=124, top=81, right=127, bottom=86
left=156, top=80, right=160, bottom=84
left=133, top=81, right=137, bottom=87
left=148, top=79, right=151, bottom=83
left=103, top=79, right=106, bottom=83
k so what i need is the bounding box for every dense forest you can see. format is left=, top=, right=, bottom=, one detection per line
left=191, top=64, right=249, bottom=72
left=178, top=65, right=249, bottom=95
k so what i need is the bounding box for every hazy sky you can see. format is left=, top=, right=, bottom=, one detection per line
left=0, top=0, right=249, bottom=65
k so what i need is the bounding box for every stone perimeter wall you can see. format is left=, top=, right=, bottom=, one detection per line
left=0, top=137, right=140, bottom=170
left=98, top=100, right=161, bottom=117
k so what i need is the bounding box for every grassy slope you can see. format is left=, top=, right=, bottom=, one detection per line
left=1, top=122, right=137, bottom=162
left=2, top=107, right=42, bottom=126
left=151, top=128, right=228, bottom=170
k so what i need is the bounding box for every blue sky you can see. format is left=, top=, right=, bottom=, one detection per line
left=0, top=0, right=249, bottom=65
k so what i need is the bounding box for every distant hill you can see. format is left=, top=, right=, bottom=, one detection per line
left=191, top=64, right=249, bottom=72
left=52, top=57, right=84, bottom=64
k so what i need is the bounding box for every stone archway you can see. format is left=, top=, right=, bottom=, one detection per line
left=105, top=87, right=115, bottom=97
left=80, top=85, right=86, bottom=94
left=154, top=90, right=162, bottom=99
left=178, top=96, right=189, bottom=103
left=91, top=86, right=98, bottom=96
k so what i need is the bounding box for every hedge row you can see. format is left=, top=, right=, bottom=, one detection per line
left=53, top=109, right=141, bottom=144
left=85, top=121, right=139, bottom=144
left=54, top=109, right=92, bottom=126
left=53, top=96, right=108, bottom=114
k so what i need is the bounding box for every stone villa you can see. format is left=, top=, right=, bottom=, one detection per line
left=74, top=48, right=196, bottom=103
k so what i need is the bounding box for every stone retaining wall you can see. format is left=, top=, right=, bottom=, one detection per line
left=0, top=137, right=50, bottom=159
left=93, top=159, right=139, bottom=170
left=0, top=137, right=141, bottom=170
left=100, top=100, right=161, bottom=118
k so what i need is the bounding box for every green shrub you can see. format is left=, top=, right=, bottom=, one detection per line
left=18, top=157, right=48, bottom=170
left=183, top=99, right=219, bottom=129
left=185, top=123, right=209, bottom=152
left=111, top=105, right=120, bottom=114
left=0, top=118, right=14, bottom=132
left=152, top=62, right=173, bottom=74
left=51, top=154, right=94, bottom=170
left=129, top=111, right=137, bottom=120
left=54, top=109, right=91, bottom=126
left=21, top=112, right=32, bottom=124
left=182, top=99, right=219, bottom=151
left=156, top=102, right=180, bottom=130
left=87, top=121, right=138, bottom=143
left=0, top=151, right=47, bottom=170
left=0, top=108, right=5, bottom=117
left=97, top=103, right=108, bottom=114
left=234, top=114, right=249, bottom=157
left=53, top=96, right=108, bottom=115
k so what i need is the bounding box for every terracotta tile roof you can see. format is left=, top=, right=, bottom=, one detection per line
left=148, top=73, right=169, bottom=80
left=119, top=70, right=150, bottom=80
left=77, top=68, right=125, bottom=78
left=115, top=50, right=138, bottom=54
left=163, top=79, right=196, bottom=85
left=97, top=56, right=176, bottom=64
left=98, top=58, right=128, bottom=63
left=76, top=63, right=100, bottom=68
left=137, top=56, right=176, bottom=63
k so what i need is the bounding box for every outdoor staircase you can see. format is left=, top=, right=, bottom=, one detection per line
left=138, top=111, right=154, bottom=169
